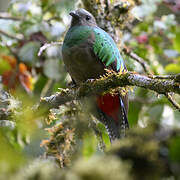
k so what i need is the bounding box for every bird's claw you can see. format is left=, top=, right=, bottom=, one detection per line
left=86, top=78, right=95, bottom=83
left=67, top=81, right=76, bottom=88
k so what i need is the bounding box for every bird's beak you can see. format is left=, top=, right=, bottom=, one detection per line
left=69, top=11, right=79, bottom=19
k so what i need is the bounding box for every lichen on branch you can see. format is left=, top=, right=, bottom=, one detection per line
left=40, top=71, right=180, bottom=110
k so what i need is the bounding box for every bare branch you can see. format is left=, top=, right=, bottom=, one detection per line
left=0, top=16, right=21, bottom=21
left=38, top=42, right=63, bottom=56
left=0, top=29, right=23, bottom=41
left=122, top=48, right=180, bottom=109
left=122, top=47, right=151, bottom=74
left=151, top=73, right=180, bottom=82
left=165, top=93, right=180, bottom=112
left=40, top=72, right=180, bottom=109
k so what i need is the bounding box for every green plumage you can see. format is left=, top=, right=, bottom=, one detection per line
left=63, top=26, right=125, bottom=71
left=63, top=26, right=92, bottom=48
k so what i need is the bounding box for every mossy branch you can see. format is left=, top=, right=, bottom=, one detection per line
left=40, top=72, right=180, bottom=110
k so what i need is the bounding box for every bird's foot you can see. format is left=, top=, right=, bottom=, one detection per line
left=67, top=81, right=76, bottom=88
left=86, top=78, right=95, bottom=83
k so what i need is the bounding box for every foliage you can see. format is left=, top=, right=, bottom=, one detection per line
left=0, top=0, right=180, bottom=179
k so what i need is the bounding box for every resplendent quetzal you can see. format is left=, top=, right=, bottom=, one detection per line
left=62, top=9, right=129, bottom=141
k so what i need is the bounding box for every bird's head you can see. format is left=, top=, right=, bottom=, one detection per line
left=69, top=9, right=97, bottom=27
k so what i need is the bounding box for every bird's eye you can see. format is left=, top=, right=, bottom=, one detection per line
left=86, top=15, right=91, bottom=21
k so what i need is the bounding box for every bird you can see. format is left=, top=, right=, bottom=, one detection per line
left=62, top=8, right=129, bottom=141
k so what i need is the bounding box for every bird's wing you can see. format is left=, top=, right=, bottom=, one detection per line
left=93, top=27, right=125, bottom=72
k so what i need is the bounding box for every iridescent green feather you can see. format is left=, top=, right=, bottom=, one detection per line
left=93, top=27, right=124, bottom=71
left=63, top=26, right=125, bottom=71
left=63, top=26, right=92, bottom=48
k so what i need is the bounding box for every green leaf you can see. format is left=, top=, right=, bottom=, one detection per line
left=165, top=63, right=180, bottom=74
left=0, top=58, right=11, bottom=74
left=82, top=134, right=97, bottom=158
left=128, top=101, right=142, bottom=126
left=148, top=105, right=164, bottom=122
left=0, top=132, right=25, bottom=173
left=169, top=136, right=180, bottom=162
left=173, top=32, right=180, bottom=53
left=97, top=123, right=111, bottom=148
left=149, top=36, right=163, bottom=54
left=134, top=46, right=148, bottom=60
left=19, top=41, right=40, bottom=66
left=33, top=75, right=48, bottom=95
left=43, top=59, right=61, bottom=80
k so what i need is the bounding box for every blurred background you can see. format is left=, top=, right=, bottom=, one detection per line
left=0, top=0, right=180, bottom=179
left=0, top=0, right=10, bottom=12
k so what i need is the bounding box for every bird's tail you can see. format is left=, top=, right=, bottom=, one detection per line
left=96, top=93, right=129, bottom=142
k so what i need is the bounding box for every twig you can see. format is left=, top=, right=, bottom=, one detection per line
left=151, top=75, right=175, bottom=79
left=40, top=79, right=56, bottom=97
left=40, top=72, right=180, bottom=109
left=122, top=47, right=180, bottom=110
left=151, top=73, right=180, bottom=82
left=165, top=93, right=180, bottom=112
left=38, top=42, right=63, bottom=56
left=122, top=47, right=151, bottom=74
left=0, top=29, right=23, bottom=41
left=0, top=16, right=21, bottom=21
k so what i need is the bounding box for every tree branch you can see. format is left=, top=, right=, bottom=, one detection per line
left=40, top=71, right=180, bottom=109
left=0, top=29, right=23, bottom=41
left=38, top=42, right=62, bottom=56
left=0, top=16, right=21, bottom=21
left=165, top=93, right=180, bottom=111
left=122, top=47, right=151, bottom=74
left=151, top=74, right=180, bottom=82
